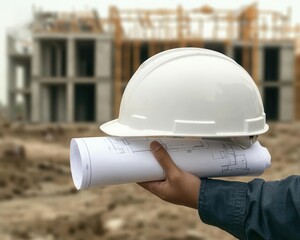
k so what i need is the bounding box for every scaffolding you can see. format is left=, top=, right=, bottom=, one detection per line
left=107, top=4, right=300, bottom=118
left=32, top=10, right=105, bottom=33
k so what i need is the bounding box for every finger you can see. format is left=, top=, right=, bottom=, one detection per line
left=150, top=141, right=180, bottom=177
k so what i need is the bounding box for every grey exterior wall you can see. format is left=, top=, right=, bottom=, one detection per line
left=28, top=33, right=114, bottom=123
left=7, top=31, right=295, bottom=123
left=279, top=46, right=294, bottom=121
left=258, top=42, right=295, bottom=121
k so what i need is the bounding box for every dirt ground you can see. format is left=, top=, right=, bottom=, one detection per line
left=0, top=120, right=299, bottom=240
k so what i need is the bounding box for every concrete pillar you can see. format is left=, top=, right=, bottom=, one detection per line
left=43, top=45, right=49, bottom=76
left=95, top=40, right=112, bottom=78
left=56, top=43, right=62, bottom=77
left=24, top=61, right=31, bottom=88
left=40, top=85, right=50, bottom=122
left=31, top=81, right=40, bottom=122
left=8, top=60, right=16, bottom=90
left=280, top=86, right=294, bottom=121
left=258, top=46, right=264, bottom=83
left=32, top=39, right=41, bottom=76
left=96, top=81, right=112, bottom=122
left=258, top=46, right=264, bottom=100
left=16, top=65, right=24, bottom=89
left=67, top=83, right=74, bottom=122
left=57, top=86, right=66, bottom=122
left=95, top=38, right=113, bottom=123
left=279, top=46, right=294, bottom=121
left=9, top=93, right=16, bottom=121
left=24, top=95, right=31, bottom=122
left=67, top=38, right=75, bottom=77
left=7, top=57, right=16, bottom=120
left=67, top=38, right=75, bottom=122
left=31, top=38, right=41, bottom=122
left=280, top=47, right=294, bottom=82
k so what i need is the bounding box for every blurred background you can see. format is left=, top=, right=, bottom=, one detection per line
left=0, top=0, right=300, bottom=239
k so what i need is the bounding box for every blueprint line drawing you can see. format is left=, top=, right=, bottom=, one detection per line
left=105, top=137, right=208, bottom=154
left=213, top=143, right=249, bottom=174
left=105, top=137, right=131, bottom=154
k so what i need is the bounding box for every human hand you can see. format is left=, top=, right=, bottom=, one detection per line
left=138, top=141, right=201, bottom=209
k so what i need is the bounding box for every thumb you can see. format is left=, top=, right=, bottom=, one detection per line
left=150, top=141, right=181, bottom=177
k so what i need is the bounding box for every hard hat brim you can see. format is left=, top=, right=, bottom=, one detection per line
left=100, top=119, right=269, bottom=137
left=100, top=119, right=168, bottom=136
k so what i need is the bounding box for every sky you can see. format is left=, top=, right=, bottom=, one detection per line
left=0, top=0, right=300, bottom=106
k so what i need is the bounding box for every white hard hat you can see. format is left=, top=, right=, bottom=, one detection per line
left=101, top=48, right=268, bottom=139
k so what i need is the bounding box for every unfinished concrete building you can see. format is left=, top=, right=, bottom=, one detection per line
left=8, top=11, right=113, bottom=123
left=7, top=4, right=300, bottom=123
left=111, top=4, right=300, bottom=122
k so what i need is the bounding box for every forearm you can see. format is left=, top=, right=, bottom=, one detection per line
left=198, top=176, right=300, bottom=240
left=199, top=178, right=248, bottom=238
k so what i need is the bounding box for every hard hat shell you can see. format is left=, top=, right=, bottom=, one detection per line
left=101, top=48, right=269, bottom=137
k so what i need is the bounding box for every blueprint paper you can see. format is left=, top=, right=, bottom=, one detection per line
left=70, top=137, right=271, bottom=189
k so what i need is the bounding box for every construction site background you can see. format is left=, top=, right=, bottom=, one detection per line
left=6, top=3, right=300, bottom=123
left=1, top=2, right=300, bottom=240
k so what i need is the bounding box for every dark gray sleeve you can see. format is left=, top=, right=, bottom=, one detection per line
left=198, top=176, right=300, bottom=240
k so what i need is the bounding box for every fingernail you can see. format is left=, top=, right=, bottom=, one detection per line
left=150, top=141, right=162, bottom=153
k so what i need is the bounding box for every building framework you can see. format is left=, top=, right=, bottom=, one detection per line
left=6, top=4, right=300, bottom=123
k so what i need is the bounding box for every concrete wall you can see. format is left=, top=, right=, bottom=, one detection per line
left=95, top=38, right=113, bottom=122
left=40, top=85, right=50, bottom=122
left=258, top=42, right=295, bottom=121
left=7, top=42, right=32, bottom=122
left=279, top=46, right=294, bottom=121
left=30, top=33, right=114, bottom=123
left=57, top=86, right=66, bottom=122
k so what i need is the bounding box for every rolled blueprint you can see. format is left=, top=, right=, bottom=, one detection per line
left=70, top=137, right=271, bottom=189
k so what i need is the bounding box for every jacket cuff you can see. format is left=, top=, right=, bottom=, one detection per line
left=198, top=178, right=248, bottom=239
